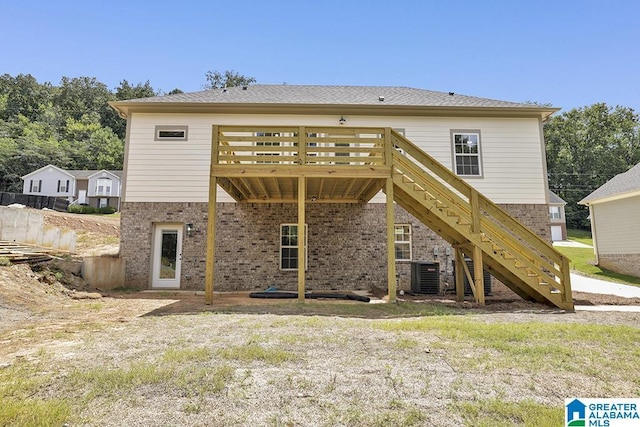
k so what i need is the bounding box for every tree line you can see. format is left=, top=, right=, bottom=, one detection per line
left=545, top=103, right=640, bottom=229
left=0, top=70, right=254, bottom=194
left=1, top=73, right=638, bottom=229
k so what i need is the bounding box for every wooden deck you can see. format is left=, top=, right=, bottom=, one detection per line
left=205, top=125, right=574, bottom=311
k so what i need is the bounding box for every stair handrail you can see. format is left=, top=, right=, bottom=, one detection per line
left=392, top=152, right=564, bottom=287
left=389, top=129, right=570, bottom=279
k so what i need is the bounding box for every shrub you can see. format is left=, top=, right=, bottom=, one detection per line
left=0, top=256, right=11, bottom=267
left=67, top=204, right=97, bottom=214
left=67, top=204, right=84, bottom=214
left=67, top=205, right=113, bottom=214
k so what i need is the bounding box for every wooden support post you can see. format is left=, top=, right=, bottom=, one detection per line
left=470, top=190, right=480, bottom=234
left=473, top=245, right=485, bottom=305
left=386, top=177, right=396, bottom=303
left=298, top=176, right=306, bottom=303
left=384, top=127, right=392, bottom=167
left=205, top=126, right=220, bottom=305
left=298, top=126, right=306, bottom=165
left=455, top=247, right=465, bottom=302
left=561, top=256, right=572, bottom=305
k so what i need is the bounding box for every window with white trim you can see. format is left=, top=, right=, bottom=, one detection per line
left=452, top=131, right=482, bottom=176
left=549, top=206, right=561, bottom=220
left=334, top=142, right=350, bottom=164
left=280, top=224, right=308, bottom=270
left=256, top=132, right=281, bottom=164
left=394, top=224, right=412, bottom=261
left=30, top=179, right=42, bottom=192
left=96, top=178, right=112, bottom=196
left=155, top=125, right=188, bottom=141
left=57, top=179, right=69, bottom=193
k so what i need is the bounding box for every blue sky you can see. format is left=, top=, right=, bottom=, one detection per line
left=1, top=0, right=639, bottom=112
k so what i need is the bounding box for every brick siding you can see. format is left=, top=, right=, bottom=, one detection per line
left=120, top=202, right=551, bottom=292
left=598, top=254, right=640, bottom=278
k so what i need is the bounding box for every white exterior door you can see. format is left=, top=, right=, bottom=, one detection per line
left=152, top=224, right=183, bottom=289
left=551, top=225, right=563, bottom=242
left=78, top=190, right=87, bottom=204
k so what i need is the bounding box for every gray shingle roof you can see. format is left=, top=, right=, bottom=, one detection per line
left=68, top=170, right=123, bottom=179
left=120, top=84, right=542, bottom=109
left=548, top=190, right=566, bottom=205
left=580, top=163, right=640, bottom=204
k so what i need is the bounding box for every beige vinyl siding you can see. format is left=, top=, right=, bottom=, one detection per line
left=125, top=113, right=547, bottom=204
left=591, top=195, right=640, bottom=254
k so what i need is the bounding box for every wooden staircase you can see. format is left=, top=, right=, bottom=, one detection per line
left=389, top=130, right=574, bottom=311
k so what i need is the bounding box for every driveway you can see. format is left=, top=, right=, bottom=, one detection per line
left=571, top=272, right=640, bottom=312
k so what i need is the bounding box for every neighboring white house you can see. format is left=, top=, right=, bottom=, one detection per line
left=548, top=190, right=567, bottom=241
left=21, top=165, right=122, bottom=210
left=108, top=85, right=572, bottom=310
left=580, top=163, right=640, bottom=278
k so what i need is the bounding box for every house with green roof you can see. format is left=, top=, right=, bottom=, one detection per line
left=580, top=163, right=640, bottom=277
left=109, top=84, right=573, bottom=309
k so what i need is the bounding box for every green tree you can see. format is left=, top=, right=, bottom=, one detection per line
left=204, top=70, right=256, bottom=89
left=0, top=73, right=53, bottom=122
left=103, top=80, right=158, bottom=138
left=545, top=103, right=640, bottom=229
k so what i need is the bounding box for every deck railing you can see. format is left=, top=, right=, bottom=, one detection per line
left=214, top=126, right=387, bottom=166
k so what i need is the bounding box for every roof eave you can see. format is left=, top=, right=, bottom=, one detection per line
left=109, top=101, right=559, bottom=120
left=579, top=189, right=640, bottom=205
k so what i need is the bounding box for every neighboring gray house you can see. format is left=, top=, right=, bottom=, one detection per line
left=548, top=190, right=567, bottom=241
left=580, top=163, right=640, bottom=277
left=21, top=164, right=122, bottom=210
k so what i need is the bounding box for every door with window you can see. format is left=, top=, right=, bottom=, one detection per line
left=152, top=224, right=183, bottom=288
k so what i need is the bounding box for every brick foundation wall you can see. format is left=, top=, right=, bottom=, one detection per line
left=499, top=204, right=551, bottom=242
left=120, top=201, right=551, bottom=292
left=598, top=254, right=640, bottom=278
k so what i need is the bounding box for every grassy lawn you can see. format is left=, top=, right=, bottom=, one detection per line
left=2, top=307, right=639, bottom=426
left=556, top=229, right=640, bottom=287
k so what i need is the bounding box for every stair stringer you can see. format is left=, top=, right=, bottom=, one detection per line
left=388, top=131, right=573, bottom=311
left=392, top=184, right=563, bottom=306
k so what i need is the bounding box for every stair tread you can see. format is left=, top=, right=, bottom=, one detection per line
left=392, top=155, right=572, bottom=310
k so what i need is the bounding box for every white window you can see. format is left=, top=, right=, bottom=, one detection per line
left=280, top=224, right=308, bottom=270
left=256, top=132, right=281, bottom=164
left=99, top=198, right=108, bottom=208
left=155, top=125, right=188, bottom=141
left=96, top=178, right=112, bottom=196
left=452, top=131, right=482, bottom=176
left=30, top=179, right=42, bottom=192
left=394, top=224, right=412, bottom=261
left=334, top=142, right=350, bottom=164
left=57, top=179, right=69, bottom=193
left=549, top=206, right=561, bottom=220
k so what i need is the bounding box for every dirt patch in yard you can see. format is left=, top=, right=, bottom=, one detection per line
left=2, top=210, right=640, bottom=425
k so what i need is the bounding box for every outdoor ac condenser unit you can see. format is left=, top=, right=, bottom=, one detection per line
left=452, top=259, right=492, bottom=296
left=410, top=262, right=440, bottom=294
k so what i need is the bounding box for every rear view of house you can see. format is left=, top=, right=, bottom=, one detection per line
left=110, top=85, right=573, bottom=310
